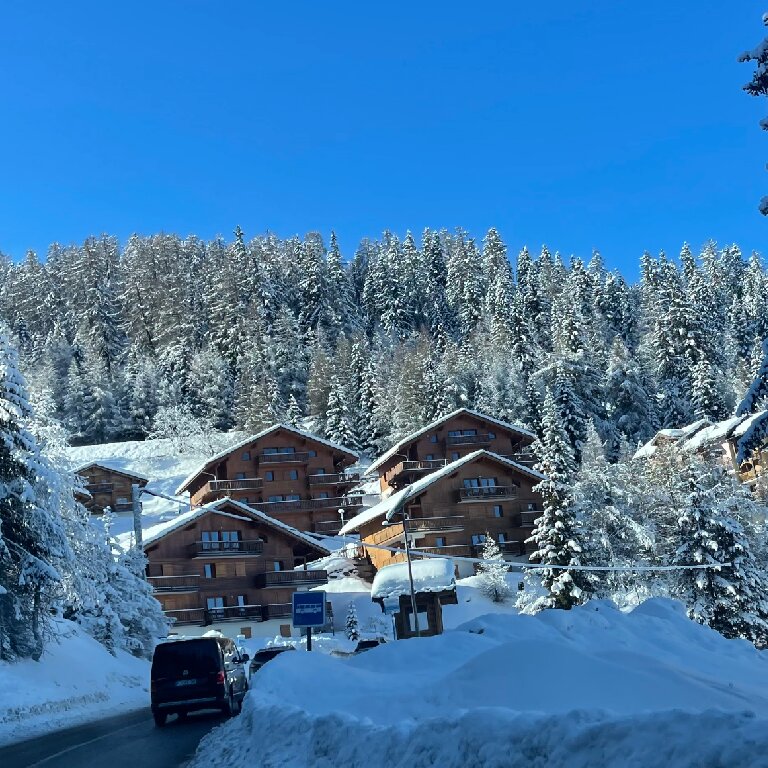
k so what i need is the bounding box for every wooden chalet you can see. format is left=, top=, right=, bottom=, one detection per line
left=364, top=408, right=536, bottom=496
left=341, top=450, right=546, bottom=578
left=634, top=410, right=768, bottom=487
left=176, top=424, right=361, bottom=537
left=371, top=558, right=458, bottom=639
left=144, top=497, right=330, bottom=636
left=74, top=462, right=149, bottom=515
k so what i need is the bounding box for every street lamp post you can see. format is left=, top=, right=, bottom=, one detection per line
left=399, top=510, right=421, bottom=637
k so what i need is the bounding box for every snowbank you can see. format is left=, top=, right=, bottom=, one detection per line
left=190, top=599, right=768, bottom=767
left=0, top=618, right=149, bottom=746
left=371, top=557, right=455, bottom=599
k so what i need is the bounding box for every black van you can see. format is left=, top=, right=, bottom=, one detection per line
left=150, top=637, right=249, bottom=726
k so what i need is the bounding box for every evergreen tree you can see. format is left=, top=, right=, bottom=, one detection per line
left=345, top=600, right=360, bottom=642
left=476, top=534, right=512, bottom=603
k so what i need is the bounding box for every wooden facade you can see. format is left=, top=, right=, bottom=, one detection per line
left=144, top=499, right=329, bottom=633
left=352, top=451, right=544, bottom=577
left=177, top=425, right=361, bottom=536
left=368, top=409, right=536, bottom=496
left=75, top=463, right=148, bottom=515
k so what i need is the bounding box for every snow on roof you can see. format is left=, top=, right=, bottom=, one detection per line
left=633, top=419, right=713, bottom=460
left=73, top=462, right=149, bottom=483
left=340, top=450, right=546, bottom=535
left=681, top=416, right=745, bottom=453
left=371, top=557, right=456, bottom=600
left=732, top=410, right=768, bottom=438
left=364, top=409, right=535, bottom=477
left=142, top=497, right=329, bottom=554
left=175, top=424, right=360, bottom=494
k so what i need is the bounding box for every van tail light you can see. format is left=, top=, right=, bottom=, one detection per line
left=216, top=671, right=226, bottom=685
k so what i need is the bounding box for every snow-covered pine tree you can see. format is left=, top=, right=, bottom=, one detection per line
left=672, top=465, right=768, bottom=645
left=476, top=533, right=512, bottom=603
left=0, top=331, right=70, bottom=660
left=523, top=387, right=589, bottom=611
left=345, top=600, right=360, bottom=642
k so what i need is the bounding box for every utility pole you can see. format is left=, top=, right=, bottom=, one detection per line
left=400, top=510, right=421, bottom=637
left=131, top=483, right=143, bottom=550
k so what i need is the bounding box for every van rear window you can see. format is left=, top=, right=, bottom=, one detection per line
left=152, top=640, right=220, bottom=677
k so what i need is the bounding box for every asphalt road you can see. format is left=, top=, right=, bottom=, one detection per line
left=0, top=708, right=228, bottom=768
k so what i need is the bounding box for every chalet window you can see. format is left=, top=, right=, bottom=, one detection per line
left=488, top=431, right=496, bottom=439
left=498, top=533, right=507, bottom=543
left=202, top=531, right=220, bottom=550
left=287, top=494, right=301, bottom=501
left=463, top=479, right=480, bottom=489
left=273, top=561, right=284, bottom=571
left=430, top=435, right=438, bottom=443
left=207, top=596, right=225, bottom=619
left=527, top=502, right=538, bottom=511
left=316, top=468, right=326, bottom=474
left=263, top=448, right=278, bottom=454
left=308, top=450, right=317, bottom=457
left=426, top=454, right=435, bottom=461
left=264, top=447, right=295, bottom=454
left=221, top=531, right=241, bottom=550
left=265, top=471, right=275, bottom=482
left=268, top=495, right=283, bottom=502
left=448, top=429, right=477, bottom=437
left=480, top=477, right=497, bottom=487
left=435, top=536, right=447, bottom=547
left=492, top=505, right=503, bottom=517
left=242, top=451, right=251, bottom=461
left=235, top=472, right=246, bottom=480
left=471, top=534, right=486, bottom=546
left=451, top=452, right=460, bottom=461
left=317, top=492, right=330, bottom=499
left=204, top=563, right=216, bottom=579
left=241, top=497, right=249, bottom=505
left=286, top=469, right=299, bottom=481
left=236, top=595, right=246, bottom=607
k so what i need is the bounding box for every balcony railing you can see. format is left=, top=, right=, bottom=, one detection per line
left=446, top=433, right=493, bottom=446
left=499, top=541, right=525, bottom=556
left=148, top=575, right=200, bottom=593
left=257, top=496, right=363, bottom=513
left=86, top=483, right=114, bottom=494
left=262, top=603, right=293, bottom=620
left=458, top=486, right=518, bottom=502
left=165, top=604, right=266, bottom=626
left=258, top=452, right=310, bottom=464
left=503, top=453, right=538, bottom=467
left=408, top=515, right=465, bottom=533
left=203, top=477, right=263, bottom=495
left=254, top=569, right=328, bottom=588
left=400, top=460, right=448, bottom=472
left=415, top=545, right=473, bottom=557
left=308, top=473, right=360, bottom=486
left=519, top=511, right=539, bottom=528
left=188, top=540, right=264, bottom=557
left=313, top=519, right=343, bottom=535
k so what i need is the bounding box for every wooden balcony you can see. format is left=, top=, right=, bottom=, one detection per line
left=458, top=486, right=518, bottom=502
left=257, top=496, right=363, bottom=513
left=164, top=608, right=207, bottom=626
left=164, top=604, right=265, bottom=626
left=262, top=603, right=292, bottom=620
left=86, top=482, right=114, bottom=494
left=415, top=545, right=473, bottom=558
left=446, top=433, right=493, bottom=446
left=499, top=541, right=525, bottom=556
left=313, top=519, right=344, bottom=535
left=308, top=472, right=360, bottom=486
left=503, top=453, right=538, bottom=468
left=188, top=540, right=264, bottom=557
left=408, top=515, right=465, bottom=533
left=254, top=569, right=328, bottom=588
left=148, top=575, right=200, bottom=594
left=203, top=477, right=263, bottom=496
left=258, top=451, right=310, bottom=464
left=389, top=459, right=447, bottom=487
left=519, top=511, right=539, bottom=528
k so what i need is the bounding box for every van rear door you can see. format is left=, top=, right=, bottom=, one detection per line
left=151, top=640, right=223, bottom=705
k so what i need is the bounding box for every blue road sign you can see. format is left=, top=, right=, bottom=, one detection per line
left=292, top=591, right=326, bottom=628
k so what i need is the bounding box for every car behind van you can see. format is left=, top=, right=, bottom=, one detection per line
left=150, top=637, right=249, bottom=726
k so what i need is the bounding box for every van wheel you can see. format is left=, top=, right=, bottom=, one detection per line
left=153, top=711, right=167, bottom=727
left=222, top=690, right=235, bottom=717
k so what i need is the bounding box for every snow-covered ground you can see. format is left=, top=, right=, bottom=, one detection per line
left=0, top=618, right=149, bottom=747
left=189, top=599, right=768, bottom=768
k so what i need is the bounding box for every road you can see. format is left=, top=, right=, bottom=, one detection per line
left=0, top=708, right=227, bottom=768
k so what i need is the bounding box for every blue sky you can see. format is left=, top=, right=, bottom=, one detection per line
left=0, top=1, right=765, bottom=278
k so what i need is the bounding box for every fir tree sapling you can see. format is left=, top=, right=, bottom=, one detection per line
left=476, top=533, right=512, bottom=603
left=345, top=600, right=360, bottom=642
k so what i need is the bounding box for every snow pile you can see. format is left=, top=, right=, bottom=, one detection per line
left=371, top=557, right=456, bottom=599
left=190, top=599, right=768, bottom=768
left=0, top=618, right=149, bottom=746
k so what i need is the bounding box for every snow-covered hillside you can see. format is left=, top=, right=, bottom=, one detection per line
left=190, top=599, right=768, bottom=768
left=0, top=618, right=149, bottom=747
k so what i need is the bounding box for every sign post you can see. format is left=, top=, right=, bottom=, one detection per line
left=292, top=591, right=327, bottom=652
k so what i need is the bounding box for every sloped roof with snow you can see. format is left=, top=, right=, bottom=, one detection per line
left=340, top=450, right=546, bottom=535
left=74, top=462, right=149, bottom=484
left=142, top=496, right=330, bottom=555
left=371, top=557, right=456, bottom=600
left=175, top=424, right=359, bottom=494
left=364, top=409, right=536, bottom=477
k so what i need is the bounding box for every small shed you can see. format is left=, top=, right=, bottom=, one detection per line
left=371, top=557, right=458, bottom=639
